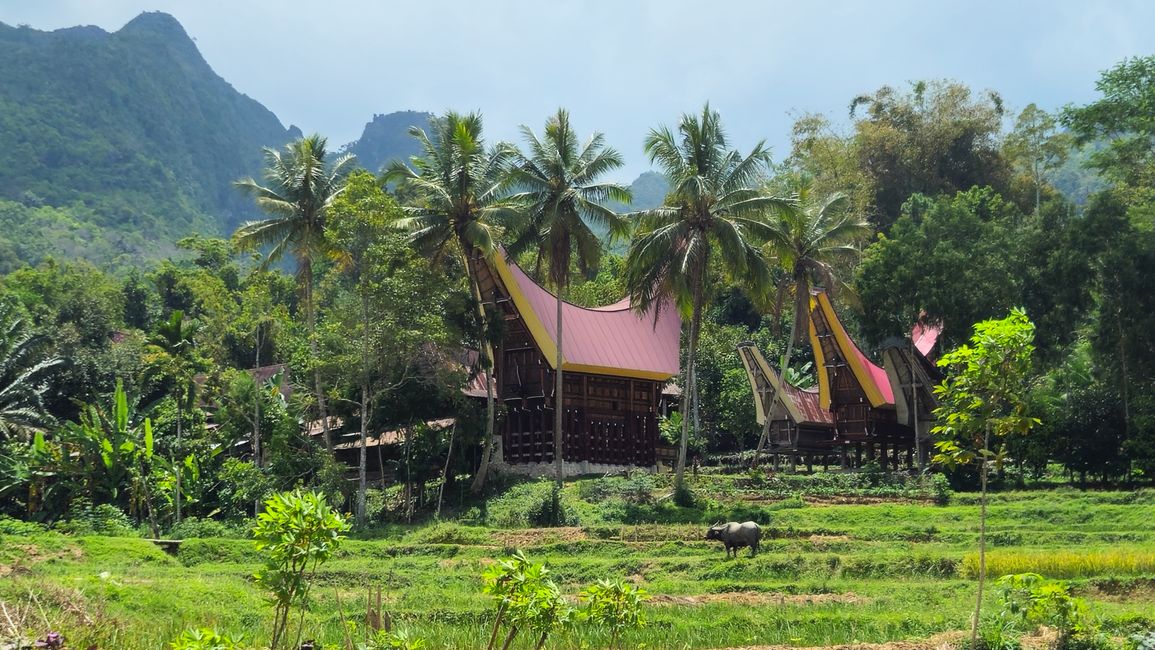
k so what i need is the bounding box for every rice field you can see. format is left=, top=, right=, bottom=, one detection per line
left=1, top=481, right=1153, bottom=649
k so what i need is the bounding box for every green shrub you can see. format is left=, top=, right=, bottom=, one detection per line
left=580, top=578, right=649, bottom=649
left=994, top=573, right=1107, bottom=650
left=929, top=473, right=953, bottom=505
left=577, top=475, right=657, bottom=505
left=56, top=500, right=138, bottom=537
left=528, top=484, right=575, bottom=527
left=975, top=619, right=1023, bottom=650
left=486, top=480, right=553, bottom=528
left=1128, top=630, right=1155, bottom=650
left=359, top=629, right=427, bottom=650
left=178, top=538, right=262, bottom=566
left=253, top=489, right=350, bottom=649
left=168, top=516, right=246, bottom=540
left=407, top=522, right=491, bottom=545
left=672, top=484, right=696, bottom=508
left=170, top=628, right=247, bottom=650
left=0, top=515, right=47, bottom=535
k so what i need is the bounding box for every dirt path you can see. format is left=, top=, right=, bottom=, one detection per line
left=715, top=631, right=964, bottom=650
left=714, top=628, right=1060, bottom=650
left=651, top=591, right=865, bottom=607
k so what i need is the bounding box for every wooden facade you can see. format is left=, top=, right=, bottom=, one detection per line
left=807, top=291, right=917, bottom=470
left=737, top=342, right=836, bottom=463
left=474, top=253, right=678, bottom=470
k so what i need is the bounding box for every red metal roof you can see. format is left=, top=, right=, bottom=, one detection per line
left=784, top=384, right=834, bottom=426
left=495, top=254, right=682, bottom=380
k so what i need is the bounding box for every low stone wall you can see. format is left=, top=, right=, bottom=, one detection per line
left=487, top=436, right=658, bottom=477
left=492, top=459, right=657, bottom=478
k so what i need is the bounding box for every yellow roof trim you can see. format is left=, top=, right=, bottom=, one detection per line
left=489, top=249, right=560, bottom=368
left=813, top=292, right=888, bottom=408
left=562, top=363, right=675, bottom=382
left=807, top=294, right=832, bottom=410
left=738, top=344, right=804, bottom=425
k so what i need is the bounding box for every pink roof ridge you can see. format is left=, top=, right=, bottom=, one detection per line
left=912, top=320, right=942, bottom=357
left=501, top=257, right=682, bottom=379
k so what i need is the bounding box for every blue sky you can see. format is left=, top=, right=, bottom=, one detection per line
left=2, top=0, right=1153, bottom=179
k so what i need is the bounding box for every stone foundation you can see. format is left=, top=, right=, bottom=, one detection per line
left=492, top=459, right=657, bottom=478
left=487, top=437, right=657, bottom=478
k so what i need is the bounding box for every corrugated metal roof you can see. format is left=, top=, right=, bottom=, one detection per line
left=496, top=254, right=681, bottom=380
left=784, top=383, right=834, bottom=426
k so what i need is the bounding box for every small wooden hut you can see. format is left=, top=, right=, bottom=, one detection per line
left=807, top=290, right=914, bottom=469
left=737, top=342, right=835, bottom=468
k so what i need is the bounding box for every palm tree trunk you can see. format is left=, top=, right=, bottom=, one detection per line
left=971, top=423, right=992, bottom=648
left=142, top=468, right=159, bottom=538
left=468, top=254, right=497, bottom=494
left=253, top=326, right=262, bottom=516
left=554, top=291, right=564, bottom=488
left=304, top=259, right=332, bottom=452
left=175, top=394, right=182, bottom=525
left=437, top=423, right=456, bottom=519
left=911, top=337, right=924, bottom=470
left=675, top=283, right=704, bottom=492
left=357, top=287, right=371, bottom=526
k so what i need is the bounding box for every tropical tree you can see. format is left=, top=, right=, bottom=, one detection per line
left=0, top=303, right=60, bottom=441
left=234, top=134, right=356, bottom=452
left=1005, top=104, right=1071, bottom=214
left=147, top=309, right=204, bottom=524
left=326, top=171, right=454, bottom=524
left=507, top=108, right=631, bottom=488
left=751, top=175, right=870, bottom=465
left=44, top=379, right=160, bottom=536
left=383, top=111, right=517, bottom=493
left=931, top=308, right=1039, bottom=648
left=624, top=104, right=789, bottom=495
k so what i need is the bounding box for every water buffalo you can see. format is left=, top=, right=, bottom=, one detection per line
left=705, top=521, right=761, bottom=558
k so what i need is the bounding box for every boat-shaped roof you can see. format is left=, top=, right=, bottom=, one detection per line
left=489, top=250, right=682, bottom=381
left=808, top=290, right=894, bottom=409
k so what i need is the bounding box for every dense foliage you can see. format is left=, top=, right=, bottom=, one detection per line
left=1, top=33, right=1155, bottom=543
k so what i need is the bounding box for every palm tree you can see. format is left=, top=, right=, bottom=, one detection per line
left=625, top=104, right=790, bottom=494
left=234, top=134, right=356, bottom=452
left=751, top=175, right=871, bottom=466
left=382, top=111, right=517, bottom=493
left=0, top=303, right=60, bottom=441
left=507, top=108, right=631, bottom=489
left=147, top=309, right=202, bottom=524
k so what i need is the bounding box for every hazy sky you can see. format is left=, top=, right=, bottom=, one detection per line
left=2, top=1, right=1153, bottom=179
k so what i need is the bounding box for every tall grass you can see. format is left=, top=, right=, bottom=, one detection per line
left=965, top=550, right=1155, bottom=579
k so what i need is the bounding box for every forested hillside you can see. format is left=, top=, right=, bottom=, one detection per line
left=0, top=12, right=299, bottom=269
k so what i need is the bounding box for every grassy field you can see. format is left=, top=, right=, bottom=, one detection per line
left=1, top=477, right=1154, bottom=649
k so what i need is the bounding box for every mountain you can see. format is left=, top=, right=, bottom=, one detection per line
left=342, top=111, right=433, bottom=173
left=0, top=12, right=298, bottom=270
left=626, top=171, right=669, bottom=211
left=600, top=171, right=669, bottom=252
